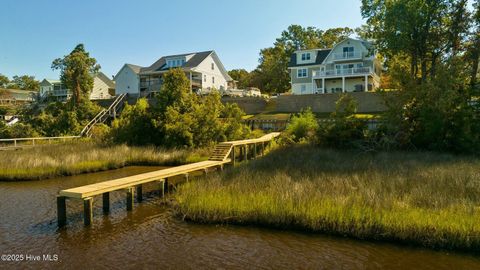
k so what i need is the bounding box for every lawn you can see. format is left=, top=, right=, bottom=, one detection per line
left=175, top=145, right=480, bottom=251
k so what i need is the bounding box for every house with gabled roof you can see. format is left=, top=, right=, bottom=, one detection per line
left=114, top=50, right=233, bottom=97
left=39, top=72, right=114, bottom=102
left=287, top=38, right=382, bottom=95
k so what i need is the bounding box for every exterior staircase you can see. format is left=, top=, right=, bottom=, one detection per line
left=80, top=93, right=127, bottom=137
left=208, top=143, right=234, bottom=161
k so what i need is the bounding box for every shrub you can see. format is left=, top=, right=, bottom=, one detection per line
left=285, top=107, right=318, bottom=142
left=317, top=94, right=367, bottom=148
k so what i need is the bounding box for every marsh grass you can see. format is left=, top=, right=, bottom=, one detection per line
left=175, top=145, right=480, bottom=251
left=0, top=142, right=210, bottom=181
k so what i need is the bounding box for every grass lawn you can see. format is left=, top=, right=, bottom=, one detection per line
left=0, top=142, right=209, bottom=181
left=175, top=145, right=480, bottom=251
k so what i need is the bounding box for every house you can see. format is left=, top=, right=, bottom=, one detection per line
left=0, top=88, right=36, bottom=105
left=288, top=38, right=382, bottom=95
left=39, top=72, right=114, bottom=101
left=114, top=50, right=233, bottom=97
left=39, top=79, right=71, bottom=102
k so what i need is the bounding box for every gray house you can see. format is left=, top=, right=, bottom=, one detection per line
left=288, top=38, right=382, bottom=95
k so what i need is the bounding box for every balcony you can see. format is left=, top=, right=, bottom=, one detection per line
left=313, top=67, right=372, bottom=78
left=332, top=52, right=363, bottom=61
left=53, top=89, right=70, bottom=96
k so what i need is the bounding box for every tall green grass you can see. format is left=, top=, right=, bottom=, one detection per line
left=175, top=145, right=480, bottom=251
left=0, top=142, right=210, bottom=181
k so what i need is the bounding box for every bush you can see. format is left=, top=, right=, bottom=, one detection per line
left=285, top=107, right=318, bottom=142
left=317, top=94, right=367, bottom=148
left=381, top=62, right=480, bottom=153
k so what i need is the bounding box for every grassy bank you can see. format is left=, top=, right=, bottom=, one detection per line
left=175, top=145, right=480, bottom=251
left=0, top=142, right=209, bottom=181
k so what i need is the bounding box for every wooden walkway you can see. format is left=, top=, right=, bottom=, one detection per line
left=57, top=132, right=280, bottom=227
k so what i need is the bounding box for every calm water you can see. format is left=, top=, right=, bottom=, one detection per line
left=0, top=166, right=479, bottom=269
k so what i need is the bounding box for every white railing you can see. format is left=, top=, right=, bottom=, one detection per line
left=333, top=52, right=362, bottom=60
left=0, top=136, right=81, bottom=149
left=313, top=67, right=372, bottom=78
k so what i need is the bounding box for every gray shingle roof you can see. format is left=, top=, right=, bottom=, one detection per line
left=139, top=50, right=214, bottom=74
left=288, top=49, right=331, bottom=68
left=126, top=64, right=142, bottom=74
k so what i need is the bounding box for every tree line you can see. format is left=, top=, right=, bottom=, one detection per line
left=0, top=74, right=40, bottom=90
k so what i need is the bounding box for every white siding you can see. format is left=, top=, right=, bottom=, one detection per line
left=323, top=39, right=368, bottom=64
left=193, top=54, right=228, bottom=90
left=90, top=76, right=112, bottom=100
left=115, top=65, right=139, bottom=95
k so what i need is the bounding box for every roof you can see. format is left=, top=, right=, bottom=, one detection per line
left=93, top=72, right=116, bottom=89
left=41, top=79, right=61, bottom=85
left=125, top=64, right=142, bottom=74
left=139, top=50, right=214, bottom=74
left=288, top=49, right=331, bottom=68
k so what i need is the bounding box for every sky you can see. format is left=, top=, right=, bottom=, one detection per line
left=0, top=0, right=365, bottom=80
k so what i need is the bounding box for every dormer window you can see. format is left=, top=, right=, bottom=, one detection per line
left=301, top=53, right=311, bottom=61
left=167, top=58, right=186, bottom=68
left=343, top=47, right=354, bottom=58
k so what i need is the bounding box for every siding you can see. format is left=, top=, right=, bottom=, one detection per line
left=115, top=65, right=139, bottom=95
left=194, top=54, right=228, bottom=90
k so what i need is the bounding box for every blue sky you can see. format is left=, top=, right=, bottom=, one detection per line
left=0, top=0, right=365, bottom=80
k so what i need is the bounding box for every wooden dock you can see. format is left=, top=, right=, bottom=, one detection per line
left=57, top=132, right=280, bottom=227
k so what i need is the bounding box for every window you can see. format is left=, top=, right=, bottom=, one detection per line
left=204, top=75, right=207, bottom=82
left=212, top=76, right=215, bottom=83
left=343, top=47, right=354, bottom=57
left=297, top=68, right=307, bottom=78
left=211, top=63, right=214, bottom=70
left=301, top=53, right=311, bottom=61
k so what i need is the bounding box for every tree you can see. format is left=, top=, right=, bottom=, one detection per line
left=8, top=75, right=40, bottom=90
left=467, top=0, right=480, bottom=88
left=52, top=44, right=100, bottom=105
left=156, top=68, right=193, bottom=114
left=0, top=74, right=9, bottom=88
left=228, top=69, right=251, bottom=89
left=361, top=0, right=468, bottom=81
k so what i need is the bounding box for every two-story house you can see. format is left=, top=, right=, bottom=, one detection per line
left=114, top=50, right=232, bottom=97
left=39, top=72, right=114, bottom=102
left=288, top=38, right=382, bottom=95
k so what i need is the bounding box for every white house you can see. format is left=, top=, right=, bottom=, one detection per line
left=40, top=72, right=114, bottom=101
left=114, top=50, right=233, bottom=97
left=288, top=38, right=382, bottom=95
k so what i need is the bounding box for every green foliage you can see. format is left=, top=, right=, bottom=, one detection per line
left=285, top=108, right=318, bottom=142
left=52, top=44, right=100, bottom=105
left=227, top=69, right=251, bottom=89
left=7, top=75, right=40, bottom=90
left=317, top=94, right=367, bottom=148
left=0, top=74, right=9, bottom=88
left=110, top=99, right=157, bottom=145
left=17, top=99, right=102, bottom=137
left=381, top=62, right=480, bottom=153
left=0, top=122, right=38, bottom=138
left=111, top=69, right=251, bottom=147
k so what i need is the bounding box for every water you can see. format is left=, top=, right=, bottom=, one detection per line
left=0, top=167, right=479, bottom=269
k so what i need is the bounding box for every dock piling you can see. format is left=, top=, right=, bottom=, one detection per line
left=136, top=185, right=143, bottom=202
left=126, top=187, right=134, bottom=211
left=83, top=197, right=93, bottom=226
left=102, top=193, right=110, bottom=214
left=57, top=196, right=67, bottom=227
